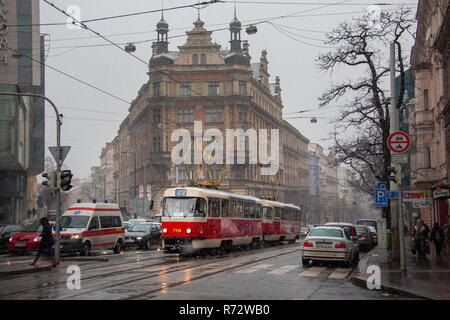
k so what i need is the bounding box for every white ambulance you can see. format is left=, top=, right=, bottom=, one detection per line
left=58, top=202, right=125, bottom=256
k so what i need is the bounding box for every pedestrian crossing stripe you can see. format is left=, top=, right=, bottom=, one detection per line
left=267, top=265, right=298, bottom=275
left=234, top=264, right=351, bottom=279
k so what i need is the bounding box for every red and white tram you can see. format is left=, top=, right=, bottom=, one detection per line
left=261, top=200, right=301, bottom=244
left=161, top=187, right=302, bottom=255
left=161, top=187, right=263, bottom=254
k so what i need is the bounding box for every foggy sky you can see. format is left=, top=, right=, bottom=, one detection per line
left=38, top=0, right=417, bottom=179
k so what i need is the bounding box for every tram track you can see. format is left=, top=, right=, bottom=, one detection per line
left=0, top=242, right=301, bottom=299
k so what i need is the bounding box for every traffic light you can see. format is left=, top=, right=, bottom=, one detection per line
left=388, top=166, right=402, bottom=184
left=59, top=170, right=73, bottom=191
left=42, top=171, right=57, bottom=195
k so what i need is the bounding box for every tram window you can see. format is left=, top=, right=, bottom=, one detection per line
left=195, top=198, right=207, bottom=217
left=236, top=201, right=243, bottom=218
left=263, top=207, right=272, bottom=220
left=274, top=207, right=281, bottom=220
left=249, top=203, right=255, bottom=219
left=209, top=198, right=221, bottom=218
left=255, top=204, right=261, bottom=219
left=282, top=208, right=288, bottom=221
left=221, top=199, right=230, bottom=217
left=243, top=202, right=250, bottom=219
left=229, top=200, right=236, bottom=217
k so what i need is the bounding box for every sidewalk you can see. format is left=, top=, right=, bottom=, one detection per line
left=351, top=238, right=450, bottom=300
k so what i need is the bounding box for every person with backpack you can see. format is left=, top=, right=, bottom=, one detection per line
left=430, top=223, right=445, bottom=260
left=28, top=217, right=57, bottom=267
left=413, top=219, right=428, bottom=261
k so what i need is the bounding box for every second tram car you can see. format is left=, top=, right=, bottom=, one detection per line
left=261, top=200, right=301, bottom=244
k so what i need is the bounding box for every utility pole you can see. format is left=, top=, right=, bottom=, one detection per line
left=389, top=43, right=400, bottom=262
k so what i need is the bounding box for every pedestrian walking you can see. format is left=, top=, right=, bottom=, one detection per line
left=430, top=223, right=445, bottom=260
left=28, top=217, right=57, bottom=267
left=412, top=219, right=428, bottom=261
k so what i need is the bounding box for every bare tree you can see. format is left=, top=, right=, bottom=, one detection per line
left=316, top=8, right=415, bottom=196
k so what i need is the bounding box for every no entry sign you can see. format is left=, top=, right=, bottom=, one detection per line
left=387, top=131, right=410, bottom=153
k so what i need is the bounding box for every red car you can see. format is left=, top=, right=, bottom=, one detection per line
left=8, top=221, right=55, bottom=254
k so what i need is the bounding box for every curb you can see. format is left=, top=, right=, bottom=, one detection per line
left=0, top=265, right=52, bottom=278
left=349, top=273, right=434, bottom=300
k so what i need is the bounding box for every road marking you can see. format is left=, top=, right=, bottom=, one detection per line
left=235, top=263, right=272, bottom=274
left=267, top=265, right=298, bottom=275
left=300, top=266, right=326, bottom=277
left=328, top=271, right=348, bottom=279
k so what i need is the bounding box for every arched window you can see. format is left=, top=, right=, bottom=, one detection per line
left=201, top=53, right=206, bottom=64
left=193, top=54, right=198, bottom=65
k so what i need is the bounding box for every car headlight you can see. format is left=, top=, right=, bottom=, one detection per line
left=186, top=228, right=192, bottom=234
left=9, top=237, right=13, bottom=242
left=71, top=235, right=80, bottom=240
left=136, top=237, right=143, bottom=240
left=33, top=236, right=42, bottom=242
left=162, top=228, right=168, bottom=234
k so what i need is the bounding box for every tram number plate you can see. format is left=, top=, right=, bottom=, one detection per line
left=317, top=242, right=332, bottom=248
left=173, top=228, right=182, bottom=233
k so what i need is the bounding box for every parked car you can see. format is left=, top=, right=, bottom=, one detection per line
left=355, top=225, right=373, bottom=251
left=324, top=222, right=360, bottom=257
left=0, top=225, right=25, bottom=252
left=8, top=221, right=55, bottom=254
left=124, top=222, right=161, bottom=249
left=367, top=226, right=378, bottom=246
left=123, top=221, right=133, bottom=231
left=300, top=226, right=310, bottom=237
left=356, top=219, right=378, bottom=232
left=301, top=226, right=359, bottom=267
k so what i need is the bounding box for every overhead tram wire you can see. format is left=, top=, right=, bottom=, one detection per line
left=223, top=1, right=417, bottom=5
left=3, top=1, right=223, bottom=28
left=4, top=45, right=131, bottom=105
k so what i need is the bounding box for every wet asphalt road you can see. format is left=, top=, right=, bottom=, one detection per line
left=0, top=241, right=417, bottom=300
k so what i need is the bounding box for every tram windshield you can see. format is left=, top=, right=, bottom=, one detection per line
left=163, top=197, right=207, bottom=217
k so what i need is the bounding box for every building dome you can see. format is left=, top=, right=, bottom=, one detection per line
left=230, top=16, right=241, bottom=30
left=157, top=17, right=169, bottom=31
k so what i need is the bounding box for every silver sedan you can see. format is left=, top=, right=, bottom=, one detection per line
left=301, top=226, right=357, bottom=267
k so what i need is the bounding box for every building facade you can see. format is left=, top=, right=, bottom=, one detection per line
left=113, top=13, right=310, bottom=217
left=100, top=142, right=115, bottom=203
left=0, top=0, right=45, bottom=224
left=410, top=0, right=449, bottom=228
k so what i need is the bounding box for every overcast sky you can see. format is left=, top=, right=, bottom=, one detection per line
left=38, top=0, right=417, bottom=179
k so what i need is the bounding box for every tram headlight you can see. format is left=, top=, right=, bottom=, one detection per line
left=186, top=228, right=192, bottom=234
left=162, top=228, right=168, bottom=234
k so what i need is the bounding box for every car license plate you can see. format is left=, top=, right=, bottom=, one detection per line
left=317, top=242, right=332, bottom=248
left=125, top=239, right=134, bottom=243
left=15, top=243, right=26, bottom=248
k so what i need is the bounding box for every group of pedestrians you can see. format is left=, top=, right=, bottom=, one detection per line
left=412, top=219, right=448, bottom=262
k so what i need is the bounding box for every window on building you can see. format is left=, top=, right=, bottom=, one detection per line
left=201, top=53, right=206, bottom=64
left=193, top=54, right=198, bottom=65
left=153, top=109, right=161, bottom=124
left=180, top=83, right=191, bottom=96
left=424, top=89, right=429, bottom=111
left=238, top=105, right=248, bottom=123
left=208, top=82, right=220, bottom=96
left=425, top=146, right=431, bottom=168
left=239, top=81, right=247, bottom=95
left=178, top=109, right=194, bottom=124
left=153, top=82, right=160, bottom=96
left=153, top=136, right=161, bottom=153
left=206, top=107, right=223, bottom=123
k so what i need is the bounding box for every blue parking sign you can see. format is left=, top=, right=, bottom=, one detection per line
left=375, top=189, right=388, bottom=207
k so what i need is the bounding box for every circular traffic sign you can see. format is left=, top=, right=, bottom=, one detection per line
left=387, top=131, right=410, bottom=153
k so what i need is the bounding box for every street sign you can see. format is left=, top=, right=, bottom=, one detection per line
left=387, top=131, right=410, bottom=153
left=377, top=182, right=387, bottom=189
left=49, top=146, right=71, bottom=164
left=391, top=153, right=408, bottom=164
left=374, top=189, right=388, bottom=207
left=388, top=191, right=399, bottom=199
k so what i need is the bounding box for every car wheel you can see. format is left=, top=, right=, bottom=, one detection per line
left=302, top=258, right=310, bottom=267
left=145, top=239, right=151, bottom=250
left=113, top=239, right=122, bottom=254
left=80, top=241, right=91, bottom=256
